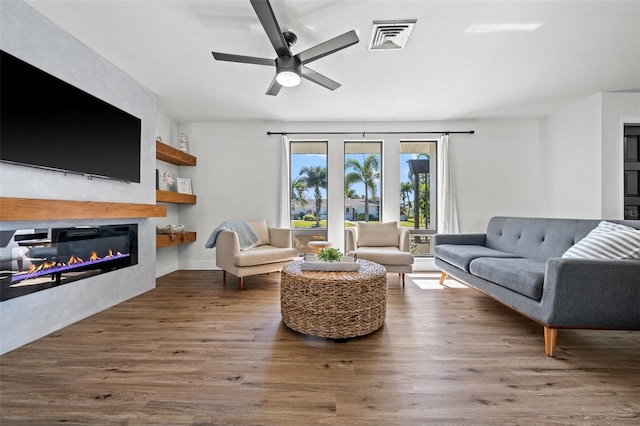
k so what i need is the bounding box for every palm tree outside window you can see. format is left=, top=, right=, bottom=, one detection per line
left=289, top=141, right=328, bottom=253
left=344, top=141, right=382, bottom=225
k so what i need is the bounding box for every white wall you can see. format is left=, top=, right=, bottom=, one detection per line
left=539, top=94, right=602, bottom=218
left=173, top=119, right=542, bottom=272
left=0, top=1, right=157, bottom=354
left=540, top=92, right=640, bottom=219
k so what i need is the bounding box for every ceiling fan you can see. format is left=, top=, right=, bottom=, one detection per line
left=211, top=0, right=359, bottom=96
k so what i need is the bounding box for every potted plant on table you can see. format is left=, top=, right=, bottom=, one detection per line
left=317, top=247, right=343, bottom=262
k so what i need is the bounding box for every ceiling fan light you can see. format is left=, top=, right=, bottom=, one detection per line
left=276, top=70, right=301, bottom=87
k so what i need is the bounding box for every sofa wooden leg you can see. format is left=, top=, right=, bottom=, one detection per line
left=439, top=272, right=447, bottom=285
left=238, top=277, right=243, bottom=291
left=401, top=273, right=405, bottom=287
left=222, top=270, right=227, bottom=284
left=544, top=326, right=558, bottom=357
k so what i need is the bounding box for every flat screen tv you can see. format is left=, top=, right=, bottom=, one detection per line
left=0, top=50, right=142, bottom=183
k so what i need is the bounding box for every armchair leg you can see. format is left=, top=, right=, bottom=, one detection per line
left=238, top=277, right=243, bottom=291
left=544, top=326, right=558, bottom=357
left=439, top=272, right=447, bottom=285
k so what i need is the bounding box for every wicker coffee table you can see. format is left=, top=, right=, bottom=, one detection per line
left=280, top=259, right=387, bottom=339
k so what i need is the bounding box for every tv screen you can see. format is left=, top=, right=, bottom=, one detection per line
left=0, top=50, right=142, bottom=183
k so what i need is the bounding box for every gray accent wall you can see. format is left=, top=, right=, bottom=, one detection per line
left=0, top=1, right=157, bottom=354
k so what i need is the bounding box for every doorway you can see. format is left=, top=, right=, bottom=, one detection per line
left=623, top=124, right=640, bottom=220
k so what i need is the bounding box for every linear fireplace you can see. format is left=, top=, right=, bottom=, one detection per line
left=0, top=224, right=138, bottom=301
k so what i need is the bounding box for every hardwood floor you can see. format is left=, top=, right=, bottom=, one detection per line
left=1, top=270, right=639, bottom=425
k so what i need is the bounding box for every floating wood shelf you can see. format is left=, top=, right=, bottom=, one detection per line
left=156, top=140, right=196, bottom=166
left=156, top=190, right=196, bottom=204
left=155, top=140, right=198, bottom=249
left=0, top=197, right=166, bottom=221
left=156, top=231, right=197, bottom=248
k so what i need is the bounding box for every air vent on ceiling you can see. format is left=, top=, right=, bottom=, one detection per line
left=368, top=19, right=417, bottom=51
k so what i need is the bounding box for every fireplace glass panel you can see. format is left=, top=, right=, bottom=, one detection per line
left=0, top=224, right=138, bottom=301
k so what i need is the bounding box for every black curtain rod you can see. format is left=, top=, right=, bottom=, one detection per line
left=267, top=130, right=474, bottom=136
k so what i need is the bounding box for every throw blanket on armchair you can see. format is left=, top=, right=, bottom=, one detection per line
left=205, top=220, right=261, bottom=250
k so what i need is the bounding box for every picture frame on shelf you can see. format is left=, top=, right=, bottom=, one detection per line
left=177, top=178, right=192, bottom=195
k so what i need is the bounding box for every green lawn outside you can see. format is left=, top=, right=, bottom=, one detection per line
left=291, top=220, right=327, bottom=228
left=291, top=221, right=357, bottom=228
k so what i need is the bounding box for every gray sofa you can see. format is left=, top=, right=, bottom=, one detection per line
left=434, top=217, right=640, bottom=357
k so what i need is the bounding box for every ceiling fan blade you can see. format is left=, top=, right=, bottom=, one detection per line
left=266, top=76, right=283, bottom=96
left=250, top=0, right=291, bottom=57
left=301, top=66, right=341, bottom=91
left=211, top=52, right=274, bottom=66
left=296, top=30, right=359, bottom=64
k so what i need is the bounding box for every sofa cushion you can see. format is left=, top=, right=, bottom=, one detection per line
left=434, top=244, right=521, bottom=272
left=349, top=246, right=413, bottom=266
left=248, top=219, right=270, bottom=246
left=357, top=222, right=398, bottom=247
left=562, top=221, right=640, bottom=260
left=485, top=217, right=604, bottom=261
left=234, top=245, right=297, bottom=267
left=469, top=257, right=546, bottom=301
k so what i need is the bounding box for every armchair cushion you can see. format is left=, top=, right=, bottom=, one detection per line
left=357, top=221, right=399, bottom=247
left=353, top=247, right=414, bottom=266
left=234, top=245, right=298, bottom=267
left=268, top=227, right=291, bottom=248
left=248, top=219, right=270, bottom=246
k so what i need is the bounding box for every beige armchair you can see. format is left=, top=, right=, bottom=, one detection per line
left=346, top=221, right=414, bottom=287
left=215, top=220, right=298, bottom=290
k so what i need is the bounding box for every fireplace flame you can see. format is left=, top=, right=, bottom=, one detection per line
left=25, top=249, right=119, bottom=274
left=68, top=255, right=84, bottom=264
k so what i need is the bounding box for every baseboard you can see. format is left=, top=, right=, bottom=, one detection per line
left=178, top=259, right=219, bottom=270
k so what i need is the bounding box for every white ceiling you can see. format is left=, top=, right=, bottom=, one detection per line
left=26, top=0, right=640, bottom=123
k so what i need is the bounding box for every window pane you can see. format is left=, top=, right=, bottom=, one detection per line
left=290, top=141, right=327, bottom=253
left=400, top=141, right=437, bottom=257
left=345, top=141, right=382, bottom=225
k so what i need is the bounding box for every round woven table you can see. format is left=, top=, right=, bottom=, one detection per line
left=280, top=259, right=387, bottom=339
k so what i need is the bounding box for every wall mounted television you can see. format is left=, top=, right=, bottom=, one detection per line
left=0, top=50, right=142, bottom=183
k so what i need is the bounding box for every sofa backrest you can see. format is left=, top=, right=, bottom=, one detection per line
left=485, top=217, right=640, bottom=261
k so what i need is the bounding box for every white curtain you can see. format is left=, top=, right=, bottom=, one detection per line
left=278, top=135, right=291, bottom=228
left=437, top=134, right=460, bottom=233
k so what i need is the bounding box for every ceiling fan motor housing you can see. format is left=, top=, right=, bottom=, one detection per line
left=276, top=56, right=301, bottom=74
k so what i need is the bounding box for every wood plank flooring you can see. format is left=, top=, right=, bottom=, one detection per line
left=1, top=270, right=639, bottom=425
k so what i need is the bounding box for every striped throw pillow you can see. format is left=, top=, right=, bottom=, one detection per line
left=562, top=221, right=640, bottom=260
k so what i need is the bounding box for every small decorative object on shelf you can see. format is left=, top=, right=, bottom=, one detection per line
left=158, top=170, right=175, bottom=191
left=179, top=133, right=189, bottom=153
left=176, top=178, right=192, bottom=195
left=157, top=224, right=185, bottom=238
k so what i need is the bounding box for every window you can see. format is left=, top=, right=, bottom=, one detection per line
left=400, top=141, right=437, bottom=256
left=344, top=141, right=382, bottom=224
left=290, top=141, right=328, bottom=253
